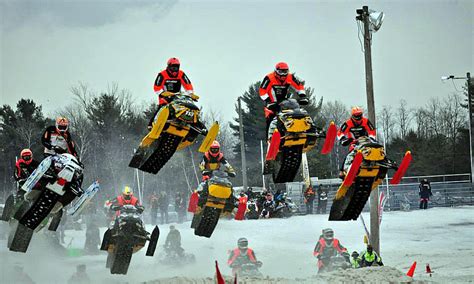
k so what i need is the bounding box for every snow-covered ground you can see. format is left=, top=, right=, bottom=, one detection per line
left=1, top=206, right=473, bottom=283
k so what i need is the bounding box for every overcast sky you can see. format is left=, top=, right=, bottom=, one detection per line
left=1, top=0, right=473, bottom=121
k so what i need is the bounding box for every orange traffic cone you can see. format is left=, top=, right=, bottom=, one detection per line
left=426, top=263, right=433, bottom=277
left=407, top=261, right=417, bottom=277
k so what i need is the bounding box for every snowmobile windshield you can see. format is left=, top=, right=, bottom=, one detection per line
left=119, top=205, right=141, bottom=218
left=209, top=170, right=232, bottom=187
left=279, top=99, right=300, bottom=111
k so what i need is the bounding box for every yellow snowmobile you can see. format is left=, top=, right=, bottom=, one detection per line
left=265, top=99, right=336, bottom=183
left=129, top=92, right=219, bottom=174
left=191, top=170, right=236, bottom=238
left=329, top=136, right=412, bottom=221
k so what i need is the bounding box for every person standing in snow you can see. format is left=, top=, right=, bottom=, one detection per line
left=303, top=185, right=315, bottom=214
left=358, top=244, right=383, bottom=267
left=419, top=179, right=432, bottom=209
left=316, top=184, right=329, bottom=214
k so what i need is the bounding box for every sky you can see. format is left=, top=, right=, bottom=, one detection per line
left=1, top=0, right=473, bottom=121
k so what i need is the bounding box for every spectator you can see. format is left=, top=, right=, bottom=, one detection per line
left=303, top=185, right=316, bottom=214
left=158, top=191, right=170, bottom=224
left=317, top=184, right=329, bottom=214
left=419, top=178, right=432, bottom=209
left=175, top=192, right=187, bottom=223
left=149, top=192, right=159, bottom=225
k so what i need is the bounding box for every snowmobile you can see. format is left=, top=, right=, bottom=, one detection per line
left=231, top=259, right=264, bottom=278
left=191, top=170, right=236, bottom=238
left=245, top=199, right=259, bottom=220
left=265, top=99, right=336, bottom=183
left=158, top=245, right=196, bottom=266
left=5, top=153, right=85, bottom=253
left=129, top=92, right=219, bottom=174
left=100, top=204, right=159, bottom=275
left=271, top=192, right=298, bottom=218
left=329, top=136, right=412, bottom=221
left=318, top=254, right=351, bottom=274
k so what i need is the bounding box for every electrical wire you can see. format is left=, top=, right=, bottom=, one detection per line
left=356, top=19, right=365, bottom=53
left=451, top=79, right=463, bottom=93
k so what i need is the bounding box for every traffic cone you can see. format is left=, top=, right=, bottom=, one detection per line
left=406, top=261, right=417, bottom=277
left=426, top=263, right=433, bottom=277
left=215, top=260, right=225, bottom=284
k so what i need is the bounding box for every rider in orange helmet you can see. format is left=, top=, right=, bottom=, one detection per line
left=258, top=62, right=308, bottom=133
left=337, top=107, right=376, bottom=178
left=199, top=140, right=236, bottom=180
left=148, top=57, right=195, bottom=130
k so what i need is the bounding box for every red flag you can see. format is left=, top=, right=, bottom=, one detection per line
left=187, top=191, right=199, bottom=213
left=215, top=260, right=225, bottom=284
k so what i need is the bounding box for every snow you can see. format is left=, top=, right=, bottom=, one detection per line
left=1, top=206, right=473, bottom=283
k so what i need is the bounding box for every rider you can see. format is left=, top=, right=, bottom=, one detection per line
left=313, top=228, right=350, bottom=272
left=228, top=237, right=260, bottom=274
left=199, top=140, right=236, bottom=180
left=14, top=149, right=40, bottom=188
left=41, top=117, right=79, bottom=158
left=197, top=140, right=237, bottom=208
left=148, top=57, right=195, bottom=130
left=358, top=244, right=383, bottom=267
left=337, top=107, right=376, bottom=178
left=165, top=225, right=184, bottom=256
left=258, top=62, right=308, bottom=134
left=110, top=186, right=144, bottom=215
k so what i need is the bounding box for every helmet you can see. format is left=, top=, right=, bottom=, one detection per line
left=237, top=237, right=248, bottom=249
left=367, top=244, right=373, bottom=254
left=322, top=228, right=334, bottom=240
left=166, top=57, right=180, bottom=77
left=20, top=149, right=33, bottom=164
left=56, top=117, right=69, bottom=133
left=351, top=251, right=359, bottom=258
left=209, top=140, right=220, bottom=157
left=274, top=62, right=289, bottom=81
left=122, top=186, right=133, bottom=200
left=351, top=107, right=363, bottom=121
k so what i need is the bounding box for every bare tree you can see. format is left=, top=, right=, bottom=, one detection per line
left=377, top=105, right=395, bottom=143
left=396, top=99, right=412, bottom=139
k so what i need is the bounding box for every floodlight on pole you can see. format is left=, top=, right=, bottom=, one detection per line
left=368, top=10, right=385, bottom=32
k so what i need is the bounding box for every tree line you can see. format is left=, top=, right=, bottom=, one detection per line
left=1, top=81, right=471, bottom=203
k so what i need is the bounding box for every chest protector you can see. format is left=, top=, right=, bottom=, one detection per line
left=228, top=248, right=256, bottom=264
left=204, top=152, right=224, bottom=170
left=117, top=195, right=138, bottom=206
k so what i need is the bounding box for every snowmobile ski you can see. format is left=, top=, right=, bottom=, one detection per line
left=198, top=122, right=220, bottom=153
left=67, top=181, right=101, bottom=217
left=100, top=228, right=112, bottom=251
left=9, top=221, right=34, bottom=253
left=321, top=122, right=337, bottom=154
left=142, top=107, right=169, bottom=147
left=146, top=226, right=160, bottom=256
left=342, top=151, right=363, bottom=187
left=21, top=157, right=52, bottom=193
left=265, top=130, right=281, bottom=161
left=1, top=194, right=15, bottom=221
left=390, top=151, right=412, bottom=185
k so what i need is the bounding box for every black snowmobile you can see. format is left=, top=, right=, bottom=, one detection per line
left=101, top=204, right=159, bottom=275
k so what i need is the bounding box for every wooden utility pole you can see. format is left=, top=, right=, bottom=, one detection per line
left=357, top=5, right=380, bottom=254
left=467, top=72, right=473, bottom=183
left=238, top=97, right=248, bottom=191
